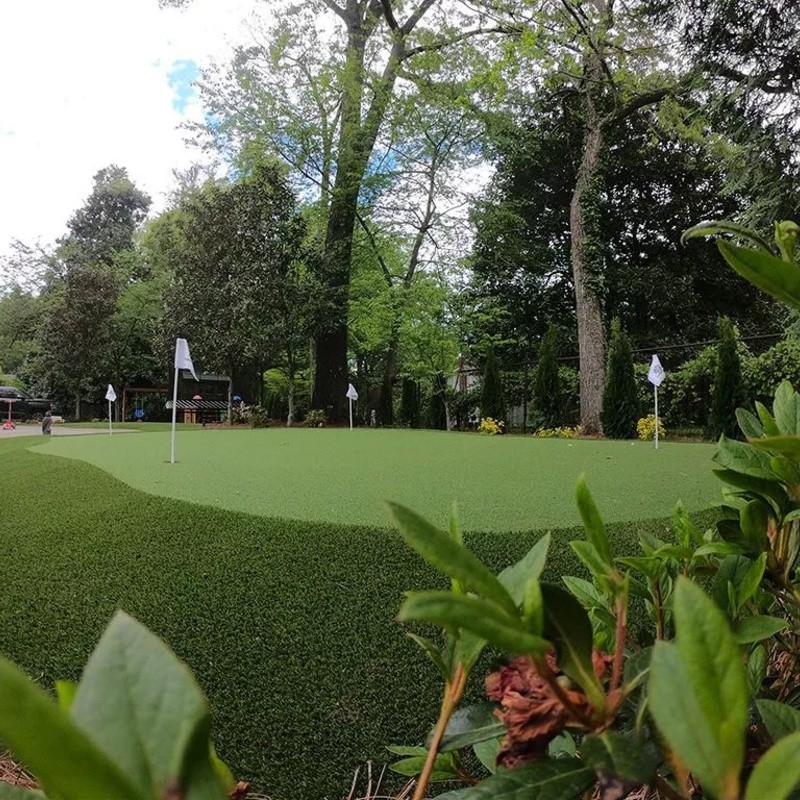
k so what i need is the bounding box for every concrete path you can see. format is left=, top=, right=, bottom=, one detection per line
left=0, top=425, right=135, bottom=439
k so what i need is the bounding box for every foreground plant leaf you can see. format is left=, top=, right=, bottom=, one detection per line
left=70, top=611, right=227, bottom=800
left=745, top=732, right=800, bottom=800
left=732, top=615, right=788, bottom=644
left=0, top=656, right=141, bottom=800
left=434, top=703, right=505, bottom=753
left=388, top=502, right=517, bottom=616
left=498, top=533, right=550, bottom=605
left=717, top=241, right=800, bottom=311
left=649, top=579, right=747, bottom=800
left=398, top=591, right=549, bottom=656
left=0, top=788, right=46, bottom=800
left=541, top=584, right=605, bottom=710
left=756, top=699, right=800, bottom=741
left=433, top=758, right=594, bottom=799
left=581, top=731, right=658, bottom=785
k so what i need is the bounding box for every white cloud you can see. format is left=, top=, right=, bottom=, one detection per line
left=0, top=0, right=263, bottom=259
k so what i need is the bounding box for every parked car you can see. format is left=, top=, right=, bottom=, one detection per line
left=0, top=386, right=57, bottom=421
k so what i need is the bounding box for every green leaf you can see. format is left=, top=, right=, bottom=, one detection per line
left=740, top=500, right=771, bottom=554
left=737, top=408, right=765, bottom=439
left=498, top=533, right=550, bottom=606
left=548, top=731, right=577, bottom=757
left=750, top=435, right=800, bottom=459
left=523, top=578, right=544, bottom=635
left=70, top=610, right=225, bottom=800
left=55, top=679, right=77, bottom=711
left=473, top=737, right=501, bottom=773
left=756, top=699, right=800, bottom=741
left=756, top=401, right=781, bottom=436
left=541, top=584, right=605, bottom=710
left=454, top=629, right=487, bottom=673
left=398, top=592, right=549, bottom=657
left=745, top=732, right=800, bottom=800
left=713, top=436, right=777, bottom=480
left=712, top=555, right=754, bottom=611
left=391, top=752, right=456, bottom=781
left=773, top=381, right=800, bottom=435
left=406, top=633, right=450, bottom=682
left=623, top=646, right=653, bottom=691
left=386, top=745, right=429, bottom=756
left=0, top=655, right=142, bottom=800
left=581, top=731, right=658, bottom=784
left=388, top=503, right=516, bottom=616
left=733, top=615, right=789, bottom=643
left=436, top=703, right=504, bottom=753
left=736, top=553, right=767, bottom=610
left=575, top=477, right=613, bottom=566
left=562, top=575, right=607, bottom=609
left=653, top=544, right=694, bottom=560
left=649, top=579, right=748, bottom=800
left=570, top=541, right=614, bottom=590
left=747, top=645, right=767, bottom=700
left=433, top=759, right=594, bottom=800
left=717, top=240, right=800, bottom=311
left=0, top=788, right=45, bottom=800
left=712, top=469, right=786, bottom=513
left=693, top=542, right=746, bottom=557
left=681, top=220, right=773, bottom=252
left=616, top=556, right=663, bottom=581
left=673, top=501, right=702, bottom=547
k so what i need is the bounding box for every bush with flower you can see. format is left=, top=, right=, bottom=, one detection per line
left=637, top=413, right=665, bottom=441
left=477, top=417, right=505, bottom=435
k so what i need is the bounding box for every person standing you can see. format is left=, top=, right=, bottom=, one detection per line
left=41, top=410, right=52, bottom=435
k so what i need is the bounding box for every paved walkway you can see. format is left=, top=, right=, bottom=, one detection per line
left=0, top=425, right=135, bottom=439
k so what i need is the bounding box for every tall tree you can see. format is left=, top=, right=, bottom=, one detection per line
left=602, top=318, right=639, bottom=439
left=37, top=266, right=119, bottom=419
left=189, top=0, right=497, bottom=420
left=530, top=325, right=563, bottom=430
left=60, top=165, right=150, bottom=270
left=709, top=316, right=745, bottom=440
left=153, top=163, right=315, bottom=404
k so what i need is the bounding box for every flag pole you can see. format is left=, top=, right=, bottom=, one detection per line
left=170, top=366, right=179, bottom=464
left=654, top=385, right=659, bottom=450
left=349, top=397, right=353, bottom=430
left=108, top=400, right=113, bottom=436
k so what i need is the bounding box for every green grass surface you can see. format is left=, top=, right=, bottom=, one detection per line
left=35, top=428, right=720, bottom=531
left=0, top=432, right=722, bottom=798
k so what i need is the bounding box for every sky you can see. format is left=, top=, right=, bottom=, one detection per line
left=0, top=0, right=264, bottom=260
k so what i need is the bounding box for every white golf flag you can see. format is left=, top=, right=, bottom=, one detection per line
left=175, top=338, right=199, bottom=381
left=105, top=384, right=117, bottom=402
left=648, top=355, right=665, bottom=387
left=346, top=383, right=359, bottom=401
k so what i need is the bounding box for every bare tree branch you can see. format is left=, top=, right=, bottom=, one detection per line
left=320, top=0, right=348, bottom=22
left=400, top=0, right=437, bottom=35
left=379, top=0, right=399, bottom=30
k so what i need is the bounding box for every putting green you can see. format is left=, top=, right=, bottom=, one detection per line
left=34, top=428, right=720, bottom=531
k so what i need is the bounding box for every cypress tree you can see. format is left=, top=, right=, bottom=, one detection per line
left=530, top=325, right=562, bottom=429
left=480, top=348, right=506, bottom=422
left=426, top=374, right=447, bottom=430
left=602, top=319, right=639, bottom=438
left=709, top=316, right=745, bottom=439
left=399, top=378, right=421, bottom=428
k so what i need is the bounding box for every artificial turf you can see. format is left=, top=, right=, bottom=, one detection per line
left=0, top=432, right=722, bottom=798
left=34, top=428, right=720, bottom=531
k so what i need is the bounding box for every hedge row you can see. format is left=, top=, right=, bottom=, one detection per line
left=0, top=436, right=719, bottom=799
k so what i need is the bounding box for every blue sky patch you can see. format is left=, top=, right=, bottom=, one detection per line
left=167, top=59, right=200, bottom=114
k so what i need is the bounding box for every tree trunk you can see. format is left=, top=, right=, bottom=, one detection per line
left=570, top=121, right=606, bottom=436
left=443, top=396, right=452, bottom=432
left=286, top=374, right=295, bottom=427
